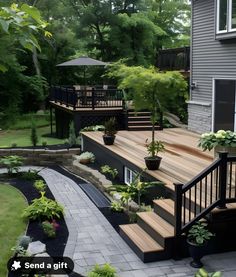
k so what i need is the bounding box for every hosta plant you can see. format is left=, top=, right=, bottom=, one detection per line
left=22, top=192, right=64, bottom=221
left=198, top=130, right=236, bottom=151
left=188, top=221, right=214, bottom=246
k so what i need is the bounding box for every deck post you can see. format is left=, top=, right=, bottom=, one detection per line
left=218, top=151, right=228, bottom=209
left=92, top=87, right=95, bottom=110
left=173, top=183, right=183, bottom=260
left=50, top=106, right=53, bottom=135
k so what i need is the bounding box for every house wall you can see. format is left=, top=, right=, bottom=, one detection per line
left=188, top=0, right=236, bottom=133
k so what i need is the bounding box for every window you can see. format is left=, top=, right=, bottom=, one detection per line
left=124, top=167, right=138, bottom=185
left=217, top=0, right=236, bottom=33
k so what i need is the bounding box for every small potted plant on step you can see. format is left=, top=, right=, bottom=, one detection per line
left=103, top=117, right=117, bottom=145
left=187, top=221, right=214, bottom=268
left=145, top=139, right=165, bottom=170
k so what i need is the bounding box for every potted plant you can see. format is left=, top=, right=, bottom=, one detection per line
left=187, top=221, right=214, bottom=268
left=145, top=139, right=165, bottom=170
left=103, top=117, right=117, bottom=145
left=198, top=130, right=236, bottom=156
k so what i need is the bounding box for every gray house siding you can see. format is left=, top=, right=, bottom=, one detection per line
left=188, top=0, right=236, bottom=133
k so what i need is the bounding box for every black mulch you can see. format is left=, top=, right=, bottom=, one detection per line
left=0, top=145, right=79, bottom=150
left=1, top=173, right=83, bottom=277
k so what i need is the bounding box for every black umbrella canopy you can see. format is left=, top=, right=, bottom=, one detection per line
left=56, top=56, right=108, bottom=85
left=56, top=56, right=108, bottom=67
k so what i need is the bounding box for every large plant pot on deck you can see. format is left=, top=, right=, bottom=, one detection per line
left=103, top=135, right=115, bottom=145
left=187, top=239, right=207, bottom=268
left=144, top=156, right=162, bottom=170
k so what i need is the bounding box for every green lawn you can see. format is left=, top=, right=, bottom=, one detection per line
left=0, top=184, right=27, bottom=276
left=0, top=126, right=65, bottom=147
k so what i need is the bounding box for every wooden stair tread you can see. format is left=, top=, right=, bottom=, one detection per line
left=137, top=211, right=174, bottom=237
left=212, top=202, right=236, bottom=213
left=120, top=224, right=164, bottom=253
left=153, top=199, right=175, bottom=215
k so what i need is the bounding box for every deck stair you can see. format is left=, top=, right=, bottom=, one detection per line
left=120, top=200, right=176, bottom=262
left=127, top=110, right=163, bottom=131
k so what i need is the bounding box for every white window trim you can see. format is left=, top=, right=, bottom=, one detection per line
left=216, top=0, right=228, bottom=34
left=217, top=0, right=236, bottom=33
left=124, top=167, right=138, bottom=185
left=229, top=0, right=236, bottom=31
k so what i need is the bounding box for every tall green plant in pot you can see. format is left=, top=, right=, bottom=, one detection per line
left=106, top=63, right=187, bottom=169
left=103, top=117, right=117, bottom=145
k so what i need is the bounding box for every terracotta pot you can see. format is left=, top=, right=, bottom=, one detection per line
left=144, top=156, right=162, bottom=170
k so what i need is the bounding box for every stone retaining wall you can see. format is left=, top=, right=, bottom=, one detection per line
left=0, top=148, right=80, bottom=166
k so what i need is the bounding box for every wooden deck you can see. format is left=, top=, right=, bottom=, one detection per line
left=82, top=128, right=214, bottom=189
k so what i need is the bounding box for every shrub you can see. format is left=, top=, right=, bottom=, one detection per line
left=68, top=121, right=77, bottom=147
left=0, top=155, right=24, bottom=175
left=31, top=121, right=38, bottom=147
left=104, top=118, right=117, bottom=136
left=188, top=221, right=214, bottom=246
left=101, top=165, right=118, bottom=179
left=110, top=201, right=124, bottom=212
left=22, top=192, right=64, bottom=221
left=11, top=143, right=17, bottom=148
left=21, top=169, right=40, bottom=181
left=77, top=152, right=95, bottom=163
left=42, top=221, right=56, bottom=238
left=88, top=264, right=117, bottom=277
left=42, top=141, right=47, bottom=147
left=34, top=180, right=46, bottom=193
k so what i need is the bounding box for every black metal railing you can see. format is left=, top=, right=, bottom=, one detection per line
left=174, top=152, right=236, bottom=236
left=157, top=47, right=190, bottom=71
left=50, top=86, right=124, bottom=110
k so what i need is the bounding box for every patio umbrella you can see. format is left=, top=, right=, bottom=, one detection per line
left=56, top=56, right=108, bottom=85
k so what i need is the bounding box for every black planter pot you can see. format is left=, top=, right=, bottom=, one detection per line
left=103, top=135, right=115, bottom=145
left=187, top=239, right=207, bottom=268
left=144, top=156, right=162, bottom=170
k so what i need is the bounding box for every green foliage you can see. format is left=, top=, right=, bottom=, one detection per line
left=11, top=143, right=17, bottom=148
left=106, top=63, right=188, bottom=146
left=21, top=169, right=40, bottom=181
left=31, top=121, right=38, bottom=147
left=101, top=165, right=118, bottom=179
left=0, top=155, right=24, bottom=175
left=104, top=117, right=117, bottom=136
left=22, top=192, right=64, bottom=221
left=42, top=141, right=47, bottom=147
left=110, top=201, right=124, bottom=212
left=187, top=222, right=214, bottom=246
left=198, top=130, right=236, bottom=151
left=80, top=125, right=105, bottom=132
left=34, top=180, right=46, bottom=193
left=41, top=221, right=56, bottom=238
left=146, top=139, right=165, bottom=157
left=88, top=263, right=117, bottom=277
left=77, top=152, right=95, bottom=163
left=195, top=268, right=222, bottom=277
left=68, top=121, right=77, bottom=147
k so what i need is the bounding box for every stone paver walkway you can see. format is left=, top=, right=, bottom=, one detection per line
left=2, top=166, right=236, bottom=276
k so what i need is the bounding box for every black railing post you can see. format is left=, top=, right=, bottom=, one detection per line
left=92, top=87, right=95, bottom=110
left=218, top=151, right=228, bottom=209
left=174, top=183, right=183, bottom=236
left=73, top=87, right=76, bottom=110
left=174, top=183, right=183, bottom=260
left=66, top=88, right=69, bottom=107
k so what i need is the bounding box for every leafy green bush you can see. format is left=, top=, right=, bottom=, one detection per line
left=21, top=169, right=40, bottom=181
left=101, top=165, right=118, bottom=179
left=0, top=155, right=24, bottom=175
left=34, top=180, right=46, bottom=193
left=22, top=192, right=64, bottom=221
left=188, top=221, right=214, bottom=246
left=88, top=264, right=117, bottom=277
left=195, top=268, right=222, bottom=277
left=110, top=201, right=124, bottom=212
left=42, top=221, right=57, bottom=238
left=31, top=121, right=38, bottom=147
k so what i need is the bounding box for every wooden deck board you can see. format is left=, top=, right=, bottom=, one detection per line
left=83, top=128, right=214, bottom=187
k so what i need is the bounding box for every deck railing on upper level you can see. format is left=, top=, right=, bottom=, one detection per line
left=50, top=86, right=124, bottom=110
left=157, top=47, right=190, bottom=71
left=174, top=152, right=236, bottom=236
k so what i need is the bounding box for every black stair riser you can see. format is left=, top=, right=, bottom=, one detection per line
left=119, top=229, right=171, bottom=263
left=128, top=126, right=162, bottom=131
left=137, top=217, right=173, bottom=249
left=153, top=204, right=175, bottom=226
left=128, top=122, right=153, bottom=126
left=128, top=117, right=151, bottom=121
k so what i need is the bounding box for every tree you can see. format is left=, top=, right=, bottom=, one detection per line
left=107, top=62, right=188, bottom=147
